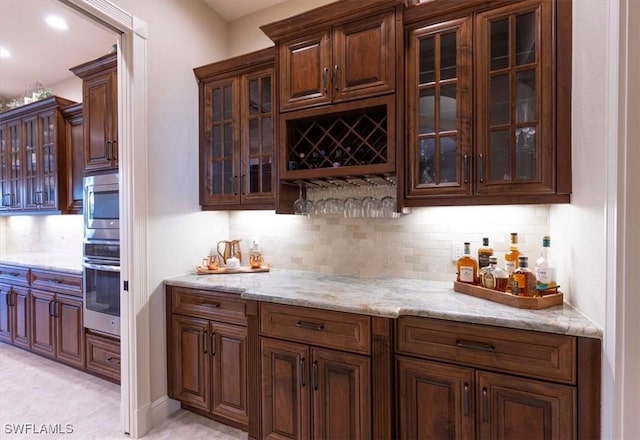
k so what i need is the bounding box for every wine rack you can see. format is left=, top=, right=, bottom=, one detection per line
left=279, top=95, right=396, bottom=180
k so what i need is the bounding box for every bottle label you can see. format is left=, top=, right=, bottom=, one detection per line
left=459, top=266, right=475, bottom=283
left=535, top=267, right=557, bottom=290
left=483, top=272, right=496, bottom=289
left=505, top=261, right=516, bottom=274
left=511, top=273, right=525, bottom=294
left=478, top=254, right=491, bottom=269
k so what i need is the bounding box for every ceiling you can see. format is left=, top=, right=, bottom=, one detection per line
left=0, top=0, right=285, bottom=102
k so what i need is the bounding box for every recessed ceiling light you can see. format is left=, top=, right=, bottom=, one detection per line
left=46, top=15, right=69, bottom=31
left=0, top=46, right=10, bottom=58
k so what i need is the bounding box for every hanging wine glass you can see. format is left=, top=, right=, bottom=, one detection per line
left=293, top=185, right=311, bottom=216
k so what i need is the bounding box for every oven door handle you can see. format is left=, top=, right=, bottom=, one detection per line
left=83, top=262, right=120, bottom=272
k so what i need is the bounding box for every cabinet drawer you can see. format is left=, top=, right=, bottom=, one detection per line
left=85, top=332, right=121, bottom=383
left=31, top=269, right=82, bottom=297
left=0, top=264, right=31, bottom=286
left=260, top=302, right=370, bottom=355
left=170, top=286, right=246, bottom=325
left=396, top=316, right=576, bottom=384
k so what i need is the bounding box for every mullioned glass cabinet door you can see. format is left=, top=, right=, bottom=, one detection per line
left=406, top=17, right=473, bottom=200
left=201, top=78, right=240, bottom=206
left=475, top=0, right=554, bottom=196
left=240, top=68, right=275, bottom=204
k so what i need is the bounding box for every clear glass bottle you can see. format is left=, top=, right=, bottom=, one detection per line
left=504, top=232, right=521, bottom=290
left=482, top=255, right=509, bottom=292
left=535, top=235, right=557, bottom=293
left=478, top=237, right=494, bottom=269
left=456, top=242, right=478, bottom=284
left=511, top=256, right=537, bottom=296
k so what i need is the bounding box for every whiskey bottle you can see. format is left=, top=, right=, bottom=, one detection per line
left=511, top=256, right=537, bottom=296
left=504, top=232, right=521, bottom=290
left=478, top=237, right=494, bottom=269
left=456, top=242, right=478, bottom=284
left=535, top=235, right=557, bottom=293
left=482, top=256, right=509, bottom=292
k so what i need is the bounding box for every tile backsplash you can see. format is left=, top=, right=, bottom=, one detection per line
left=229, top=205, right=550, bottom=281
left=0, top=215, right=83, bottom=265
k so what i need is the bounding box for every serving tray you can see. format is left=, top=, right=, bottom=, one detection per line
left=196, top=266, right=270, bottom=275
left=453, top=281, right=563, bottom=309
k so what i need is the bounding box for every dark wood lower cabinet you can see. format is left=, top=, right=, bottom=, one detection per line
left=86, top=331, right=121, bottom=383
left=0, top=284, right=13, bottom=342
left=166, top=286, right=249, bottom=430
left=30, top=289, right=56, bottom=357
left=12, top=286, right=30, bottom=350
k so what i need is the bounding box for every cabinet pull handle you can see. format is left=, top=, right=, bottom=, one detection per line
left=49, top=300, right=55, bottom=317
left=482, top=387, right=489, bottom=422
left=233, top=175, right=239, bottom=195
left=478, top=154, right=485, bottom=183
left=199, top=301, right=220, bottom=308
left=105, top=141, right=112, bottom=160
left=241, top=174, right=246, bottom=196
left=463, top=154, right=469, bottom=184
left=456, top=339, right=495, bottom=352
left=312, top=360, right=318, bottom=390
left=463, top=383, right=470, bottom=417
left=202, top=331, right=208, bottom=354
left=333, top=65, right=339, bottom=91
left=210, top=332, right=216, bottom=356
left=112, top=140, right=118, bottom=160
left=322, top=67, right=329, bottom=94
left=9, top=292, right=15, bottom=307
left=9, top=272, right=19, bottom=277
left=296, top=321, right=324, bottom=331
left=106, top=356, right=121, bottom=366
left=299, top=358, right=306, bottom=387
left=4, top=291, right=10, bottom=306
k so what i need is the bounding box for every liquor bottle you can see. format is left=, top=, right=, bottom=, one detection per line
left=504, top=232, right=521, bottom=289
left=535, top=235, right=557, bottom=293
left=482, top=256, right=509, bottom=292
left=456, top=242, right=478, bottom=284
left=511, top=256, right=537, bottom=296
left=478, top=237, right=494, bottom=269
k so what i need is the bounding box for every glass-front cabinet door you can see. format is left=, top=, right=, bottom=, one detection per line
left=475, top=0, right=554, bottom=196
left=6, top=120, right=23, bottom=210
left=201, top=78, right=240, bottom=206
left=40, top=111, right=57, bottom=209
left=0, top=122, right=7, bottom=211
left=406, top=17, right=472, bottom=200
left=241, top=68, right=275, bottom=204
left=22, top=115, right=39, bottom=210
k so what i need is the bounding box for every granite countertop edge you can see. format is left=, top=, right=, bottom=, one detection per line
left=0, top=258, right=83, bottom=275
left=164, top=270, right=603, bottom=340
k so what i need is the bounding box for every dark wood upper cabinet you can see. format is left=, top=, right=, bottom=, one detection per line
left=195, top=48, right=276, bottom=210
left=61, top=103, right=84, bottom=214
left=70, top=53, right=118, bottom=174
left=0, top=97, right=76, bottom=214
left=404, top=0, right=570, bottom=206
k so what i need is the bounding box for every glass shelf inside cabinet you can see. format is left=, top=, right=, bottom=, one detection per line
left=285, top=105, right=388, bottom=172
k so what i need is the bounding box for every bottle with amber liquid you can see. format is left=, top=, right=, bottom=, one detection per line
left=504, top=232, right=521, bottom=290
left=457, top=242, right=478, bottom=284
left=482, top=256, right=509, bottom=292
left=511, top=256, right=537, bottom=296
left=478, top=237, right=493, bottom=269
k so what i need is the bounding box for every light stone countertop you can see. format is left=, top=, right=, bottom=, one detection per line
left=165, top=269, right=602, bottom=339
left=0, top=253, right=83, bottom=275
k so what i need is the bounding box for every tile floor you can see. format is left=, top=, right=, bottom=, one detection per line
left=0, top=343, right=246, bottom=439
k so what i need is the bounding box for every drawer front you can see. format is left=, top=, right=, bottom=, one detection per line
left=260, top=302, right=370, bottom=355
left=170, top=286, right=246, bottom=325
left=31, top=269, right=82, bottom=297
left=0, top=264, right=31, bottom=286
left=86, top=332, right=121, bottom=383
left=396, top=316, right=576, bottom=384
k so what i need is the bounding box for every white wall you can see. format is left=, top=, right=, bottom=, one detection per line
left=110, top=0, right=230, bottom=405
left=48, top=76, right=83, bottom=103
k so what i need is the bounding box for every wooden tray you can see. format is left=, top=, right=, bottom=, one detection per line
left=453, top=281, right=563, bottom=309
left=196, top=265, right=270, bottom=275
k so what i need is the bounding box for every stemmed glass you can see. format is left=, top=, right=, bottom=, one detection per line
left=362, top=184, right=381, bottom=218
left=380, top=182, right=397, bottom=218
left=293, top=185, right=312, bottom=216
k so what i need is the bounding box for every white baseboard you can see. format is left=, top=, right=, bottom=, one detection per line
left=151, top=395, right=181, bottom=428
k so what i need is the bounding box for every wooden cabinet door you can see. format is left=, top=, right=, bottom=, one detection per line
left=279, top=30, right=332, bottom=112
left=311, top=347, right=371, bottom=440
left=169, top=314, right=210, bottom=411
left=210, top=321, right=248, bottom=426
left=38, top=110, right=59, bottom=210
left=56, top=294, right=85, bottom=368
left=396, top=356, right=475, bottom=440
left=477, top=371, right=576, bottom=440
left=405, top=17, right=473, bottom=201
left=12, top=286, right=30, bottom=349
left=4, top=120, right=22, bottom=210
left=240, top=68, right=276, bottom=206
left=0, top=284, right=12, bottom=342
left=30, top=289, right=56, bottom=357
left=201, top=78, right=241, bottom=207
left=83, top=70, right=117, bottom=173
left=22, top=115, right=40, bottom=210
left=0, top=122, right=7, bottom=212
left=261, top=337, right=310, bottom=440
left=62, top=104, right=84, bottom=214
left=475, top=0, right=555, bottom=196
left=333, top=11, right=395, bottom=103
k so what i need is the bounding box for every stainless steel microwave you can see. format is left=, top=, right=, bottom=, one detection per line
left=84, top=173, right=119, bottom=241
